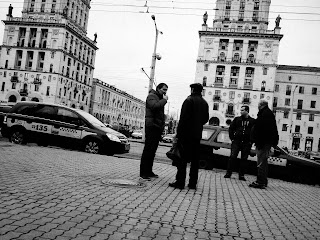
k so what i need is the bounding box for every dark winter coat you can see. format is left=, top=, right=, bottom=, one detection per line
left=177, top=93, right=209, bottom=141
left=229, top=115, right=255, bottom=143
left=251, top=106, right=279, bottom=148
left=145, top=89, right=167, bottom=130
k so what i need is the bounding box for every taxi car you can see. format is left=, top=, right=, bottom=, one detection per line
left=200, top=125, right=320, bottom=184
left=2, top=102, right=130, bottom=155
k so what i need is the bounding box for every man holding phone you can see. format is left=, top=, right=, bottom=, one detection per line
left=140, top=83, right=168, bottom=180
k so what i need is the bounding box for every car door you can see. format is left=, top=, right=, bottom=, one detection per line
left=53, top=107, right=83, bottom=148
left=25, top=104, right=56, bottom=144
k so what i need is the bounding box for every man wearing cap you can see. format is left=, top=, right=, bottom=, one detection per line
left=169, top=83, right=209, bottom=190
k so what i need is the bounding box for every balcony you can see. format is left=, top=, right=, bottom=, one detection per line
left=243, top=85, right=253, bottom=90
left=246, top=58, right=256, bottom=63
left=229, top=84, right=238, bottom=89
left=10, top=76, right=19, bottom=83
left=225, top=112, right=235, bottom=118
left=231, top=57, right=241, bottom=63
left=33, top=78, right=42, bottom=85
left=217, top=56, right=226, bottom=62
left=213, top=95, right=221, bottom=101
left=19, top=89, right=28, bottom=96
left=242, top=98, right=251, bottom=104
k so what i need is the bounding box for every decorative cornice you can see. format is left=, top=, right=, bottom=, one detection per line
left=197, top=59, right=277, bottom=68
left=199, top=30, right=283, bottom=41
left=274, top=107, right=320, bottom=115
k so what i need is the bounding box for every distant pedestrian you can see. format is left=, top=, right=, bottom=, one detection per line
left=224, top=105, right=255, bottom=181
left=249, top=100, right=279, bottom=189
left=140, top=83, right=168, bottom=180
left=169, top=83, right=209, bottom=190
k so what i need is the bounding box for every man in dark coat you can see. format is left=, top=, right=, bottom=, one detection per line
left=140, top=83, right=168, bottom=180
left=225, top=105, right=255, bottom=181
left=249, top=100, right=279, bottom=189
left=169, top=83, right=209, bottom=190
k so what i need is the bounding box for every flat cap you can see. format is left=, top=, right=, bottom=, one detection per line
left=190, top=83, right=203, bottom=91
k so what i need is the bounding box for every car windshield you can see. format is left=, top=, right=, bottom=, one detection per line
left=76, top=110, right=105, bottom=127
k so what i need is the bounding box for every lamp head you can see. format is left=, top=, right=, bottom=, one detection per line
left=151, top=15, right=155, bottom=21
left=156, top=54, right=161, bottom=60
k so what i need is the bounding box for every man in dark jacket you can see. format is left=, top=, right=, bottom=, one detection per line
left=249, top=100, right=279, bottom=189
left=225, top=105, right=255, bottom=181
left=169, top=83, right=209, bottom=190
left=140, top=83, right=168, bottom=180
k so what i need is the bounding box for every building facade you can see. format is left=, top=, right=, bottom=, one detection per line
left=195, top=0, right=283, bottom=126
left=90, top=78, right=145, bottom=129
left=0, top=0, right=97, bottom=112
left=274, top=65, right=320, bottom=152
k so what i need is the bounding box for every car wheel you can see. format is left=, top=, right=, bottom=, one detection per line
left=10, top=129, right=26, bottom=145
left=84, top=139, right=101, bottom=154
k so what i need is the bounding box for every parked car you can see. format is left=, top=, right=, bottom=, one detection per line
left=199, top=125, right=320, bottom=185
left=162, top=134, right=175, bottom=143
left=0, top=105, right=13, bottom=137
left=131, top=130, right=143, bottom=139
left=2, top=102, right=130, bottom=155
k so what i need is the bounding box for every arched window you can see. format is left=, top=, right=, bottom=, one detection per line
left=227, top=103, right=234, bottom=114
left=8, top=95, right=16, bottom=103
left=219, top=52, right=226, bottom=62
left=31, top=97, right=39, bottom=102
left=261, top=81, right=266, bottom=91
left=203, top=77, right=207, bottom=87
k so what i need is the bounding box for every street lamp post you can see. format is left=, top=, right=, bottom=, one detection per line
left=149, top=15, right=162, bottom=92
left=287, top=85, right=298, bottom=149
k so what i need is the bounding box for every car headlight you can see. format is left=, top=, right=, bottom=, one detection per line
left=106, top=133, right=121, bottom=143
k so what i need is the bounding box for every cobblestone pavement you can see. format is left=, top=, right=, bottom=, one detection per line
left=0, top=141, right=320, bottom=240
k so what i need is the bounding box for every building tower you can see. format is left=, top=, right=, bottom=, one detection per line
left=0, top=0, right=98, bottom=111
left=195, top=0, right=283, bottom=126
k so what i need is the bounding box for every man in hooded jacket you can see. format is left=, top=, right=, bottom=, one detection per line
left=140, top=83, right=168, bottom=180
left=169, top=83, right=209, bottom=190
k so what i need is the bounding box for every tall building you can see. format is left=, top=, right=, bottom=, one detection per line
left=274, top=65, right=320, bottom=152
left=0, top=1, right=98, bottom=111
left=90, top=78, right=145, bottom=129
left=195, top=0, right=283, bottom=126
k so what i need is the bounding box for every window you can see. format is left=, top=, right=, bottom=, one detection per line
left=295, top=125, right=300, bottom=133
left=296, top=112, right=301, bottom=120
left=312, top=87, right=317, bottom=95
left=46, top=86, right=50, bottom=96
left=261, top=81, right=266, bottom=91
left=12, top=82, right=16, bottom=89
left=1, top=82, right=5, bottom=91
left=213, top=103, right=219, bottom=110
left=57, top=108, right=80, bottom=125
left=310, top=101, right=316, bottom=108
left=286, top=85, right=291, bottom=95
left=34, top=84, right=39, bottom=92
left=282, top=124, right=288, bottom=131
left=260, top=94, right=264, bottom=99
left=298, top=86, right=304, bottom=94
left=284, top=111, right=289, bottom=118
left=288, top=75, right=292, bottom=81
left=285, top=98, right=290, bottom=106
left=4, top=71, right=6, bottom=77
left=309, top=114, right=314, bottom=121
left=202, top=89, right=206, bottom=96
left=229, top=91, right=235, bottom=99
left=263, top=67, right=268, bottom=75
left=32, top=105, right=56, bottom=120
left=204, top=64, right=209, bottom=71
left=273, top=97, right=278, bottom=108
left=308, top=127, right=313, bottom=135
left=203, top=77, right=207, bottom=86
left=274, top=84, right=279, bottom=92
left=297, top=100, right=303, bottom=109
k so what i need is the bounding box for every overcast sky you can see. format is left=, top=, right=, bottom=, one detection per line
left=0, top=0, right=319, bottom=117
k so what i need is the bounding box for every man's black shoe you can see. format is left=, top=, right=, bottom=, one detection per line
left=168, top=182, right=184, bottom=190
left=149, top=172, right=159, bottom=178
left=249, top=181, right=265, bottom=189
left=224, top=173, right=232, bottom=178
left=188, top=184, right=197, bottom=190
left=140, top=175, right=151, bottom=181
left=239, top=176, right=246, bottom=181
